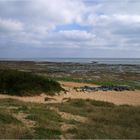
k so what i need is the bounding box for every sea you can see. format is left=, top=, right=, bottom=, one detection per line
left=0, top=58, right=140, bottom=65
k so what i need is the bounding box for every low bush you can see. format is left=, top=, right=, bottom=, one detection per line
left=0, top=69, right=63, bottom=96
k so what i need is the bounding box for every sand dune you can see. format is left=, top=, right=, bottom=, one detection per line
left=0, top=81, right=140, bottom=106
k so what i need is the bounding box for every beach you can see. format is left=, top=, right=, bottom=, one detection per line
left=0, top=60, right=140, bottom=139
left=0, top=81, right=140, bottom=106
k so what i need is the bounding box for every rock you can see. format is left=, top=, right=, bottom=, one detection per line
left=44, top=97, right=56, bottom=101
left=77, top=85, right=134, bottom=92
left=62, top=97, right=71, bottom=102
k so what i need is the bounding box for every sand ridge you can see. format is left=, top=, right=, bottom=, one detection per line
left=0, top=81, right=140, bottom=106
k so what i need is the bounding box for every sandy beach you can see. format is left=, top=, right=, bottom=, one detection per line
left=0, top=81, right=140, bottom=106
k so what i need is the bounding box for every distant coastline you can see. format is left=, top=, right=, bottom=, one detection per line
left=0, top=58, right=140, bottom=65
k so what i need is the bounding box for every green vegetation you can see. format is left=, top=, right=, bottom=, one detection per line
left=0, top=98, right=140, bottom=139
left=0, top=61, right=139, bottom=138
left=0, top=69, right=63, bottom=96
left=0, top=61, right=140, bottom=89
left=0, top=110, right=20, bottom=124
left=0, top=107, right=32, bottom=139
left=34, top=127, right=61, bottom=139
left=53, top=76, right=140, bottom=89
left=0, top=99, right=62, bottom=139
left=0, top=61, right=139, bottom=89
left=52, top=99, right=140, bottom=139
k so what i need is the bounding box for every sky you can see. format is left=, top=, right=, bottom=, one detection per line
left=0, top=0, right=140, bottom=58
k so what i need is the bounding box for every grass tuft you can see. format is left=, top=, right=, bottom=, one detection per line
left=34, top=127, right=61, bottom=139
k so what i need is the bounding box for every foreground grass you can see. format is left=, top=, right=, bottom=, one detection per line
left=0, top=106, right=32, bottom=139
left=0, top=98, right=140, bottom=139
left=0, top=69, right=63, bottom=96
left=50, top=99, right=140, bottom=139
left=0, top=99, right=62, bottom=139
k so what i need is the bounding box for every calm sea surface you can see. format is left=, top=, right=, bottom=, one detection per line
left=0, top=58, right=140, bottom=65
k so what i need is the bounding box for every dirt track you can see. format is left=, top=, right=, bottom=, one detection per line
left=0, top=81, right=140, bottom=106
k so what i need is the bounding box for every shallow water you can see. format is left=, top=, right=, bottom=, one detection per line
left=0, top=58, right=140, bottom=65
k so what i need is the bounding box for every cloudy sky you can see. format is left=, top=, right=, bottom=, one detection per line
left=0, top=0, right=140, bottom=58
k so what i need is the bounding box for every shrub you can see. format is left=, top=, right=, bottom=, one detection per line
left=0, top=69, right=63, bottom=96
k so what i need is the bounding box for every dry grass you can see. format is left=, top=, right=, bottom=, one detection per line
left=0, top=98, right=140, bottom=139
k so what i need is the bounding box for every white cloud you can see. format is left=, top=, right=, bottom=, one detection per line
left=0, top=18, right=23, bottom=32
left=31, top=0, right=86, bottom=23
left=0, top=0, right=140, bottom=57
left=58, top=30, right=95, bottom=41
left=114, top=14, right=140, bottom=24
left=87, top=14, right=140, bottom=27
left=0, top=0, right=87, bottom=30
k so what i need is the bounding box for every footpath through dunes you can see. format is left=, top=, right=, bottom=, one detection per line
left=0, top=81, right=140, bottom=106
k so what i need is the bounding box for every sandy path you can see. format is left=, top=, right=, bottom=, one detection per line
left=0, top=81, right=140, bottom=106
left=60, top=81, right=98, bottom=88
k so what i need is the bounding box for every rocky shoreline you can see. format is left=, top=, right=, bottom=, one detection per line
left=0, top=60, right=140, bottom=89
left=75, top=85, right=135, bottom=92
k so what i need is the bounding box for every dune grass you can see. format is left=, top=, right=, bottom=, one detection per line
left=0, top=98, right=62, bottom=139
left=50, top=99, right=140, bottom=139
left=0, top=107, right=32, bottom=139
left=0, top=69, right=63, bottom=96
left=0, top=98, right=140, bottom=139
left=0, top=99, right=140, bottom=139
